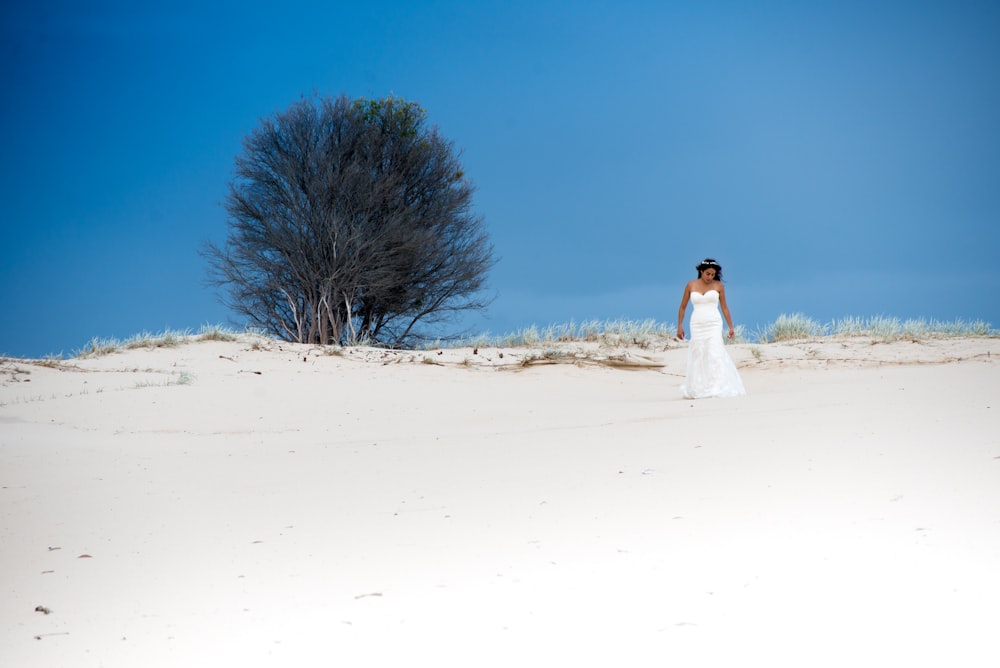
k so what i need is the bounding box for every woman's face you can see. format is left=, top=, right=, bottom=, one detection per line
left=701, top=267, right=717, bottom=282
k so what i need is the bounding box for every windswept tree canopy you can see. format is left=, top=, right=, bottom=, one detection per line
left=205, top=94, right=495, bottom=346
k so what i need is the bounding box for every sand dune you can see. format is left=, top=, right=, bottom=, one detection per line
left=2, top=336, right=998, bottom=667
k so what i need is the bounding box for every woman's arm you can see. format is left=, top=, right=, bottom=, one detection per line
left=677, top=283, right=691, bottom=339
left=717, top=282, right=736, bottom=339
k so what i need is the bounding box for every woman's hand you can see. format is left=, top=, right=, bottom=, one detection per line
left=727, top=327, right=735, bottom=339
left=677, top=326, right=685, bottom=340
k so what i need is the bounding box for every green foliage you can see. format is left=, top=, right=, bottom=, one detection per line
left=351, top=96, right=425, bottom=139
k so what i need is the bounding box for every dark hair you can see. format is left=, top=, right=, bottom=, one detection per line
left=695, top=257, right=724, bottom=281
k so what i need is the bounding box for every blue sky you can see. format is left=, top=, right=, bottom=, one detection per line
left=2, top=1, right=998, bottom=357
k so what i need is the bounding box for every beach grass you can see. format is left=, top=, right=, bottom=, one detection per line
left=74, top=324, right=248, bottom=358
left=439, top=318, right=676, bottom=350
left=792, top=315, right=994, bottom=342
left=443, top=314, right=995, bottom=349
left=65, top=315, right=996, bottom=360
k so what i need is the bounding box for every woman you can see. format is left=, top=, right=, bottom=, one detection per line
left=676, top=258, right=746, bottom=399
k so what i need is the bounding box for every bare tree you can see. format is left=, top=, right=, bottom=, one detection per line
left=204, top=95, right=495, bottom=346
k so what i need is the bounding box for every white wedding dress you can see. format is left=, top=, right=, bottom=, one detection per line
left=680, top=289, right=746, bottom=399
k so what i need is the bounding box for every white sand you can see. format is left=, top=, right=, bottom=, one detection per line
left=2, top=336, right=998, bottom=667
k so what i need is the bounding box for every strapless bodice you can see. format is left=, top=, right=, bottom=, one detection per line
left=690, top=289, right=719, bottom=306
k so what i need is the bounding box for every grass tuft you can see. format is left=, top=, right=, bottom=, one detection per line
left=196, top=324, right=241, bottom=342
left=766, top=313, right=826, bottom=341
